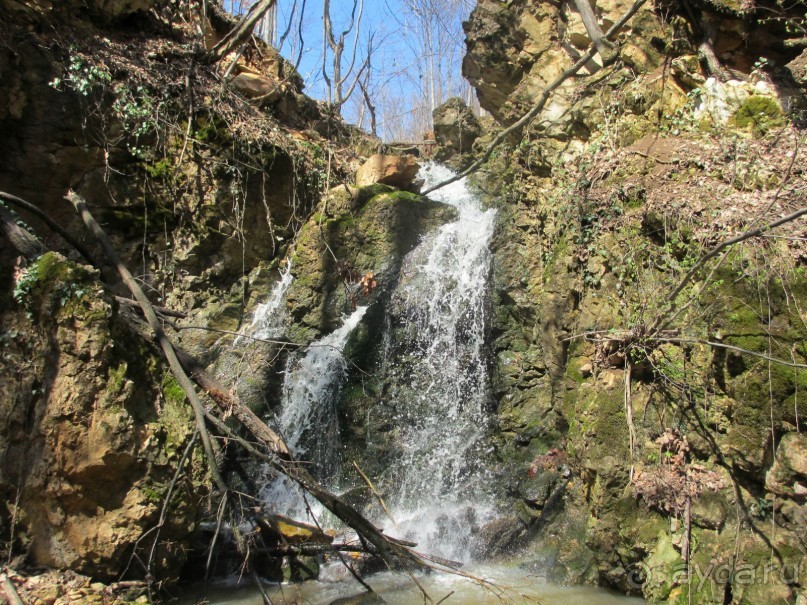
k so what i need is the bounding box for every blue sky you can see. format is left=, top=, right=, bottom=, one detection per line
left=227, top=0, right=474, bottom=140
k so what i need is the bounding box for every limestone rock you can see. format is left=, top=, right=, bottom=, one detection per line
left=1, top=253, right=200, bottom=580
left=432, top=97, right=482, bottom=153
left=786, top=49, right=807, bottom=91
left=355, top=154, right=420, bottom=189
left=231, top=72, right=282, bottom=102
left=693, top=77, right=781, bottom=125
left=766, top=432, right=807, bottom=498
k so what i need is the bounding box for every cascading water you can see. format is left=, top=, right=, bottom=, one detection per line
left=379, top=162, right=497, bottom=561
left=278, top=306, right=368, bottom=464
left=261, top=163, right=496, bottom=557
left=261, top=306, right=368, bottom=518
left=242, top=258, right=294, bottom=342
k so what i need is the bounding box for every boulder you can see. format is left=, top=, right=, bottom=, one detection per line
left=355, top=154, right=420, bottom=189
left=766, top=432, right=807, bottom=498
left=432, top=97, right=482, bottom=152
left=231, top=72, right=282, bottom=102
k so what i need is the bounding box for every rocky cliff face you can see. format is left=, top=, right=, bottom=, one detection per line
left=0, top=0, right=378, bottom=586
left=462, top=0, right=806, bottom=602
left=2, top=0, right=806, bottom=602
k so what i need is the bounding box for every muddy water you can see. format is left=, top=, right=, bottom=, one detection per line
left=181, top=563, right=643, bottom=604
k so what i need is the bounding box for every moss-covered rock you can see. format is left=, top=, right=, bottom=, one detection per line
left=1, top=253, right=203, bottom=580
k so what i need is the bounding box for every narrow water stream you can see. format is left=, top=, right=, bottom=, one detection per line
left=374, top=162, right=497, bottom=561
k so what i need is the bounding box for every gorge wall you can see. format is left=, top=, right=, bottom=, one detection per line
left=457, top=0, right=807, bottom=603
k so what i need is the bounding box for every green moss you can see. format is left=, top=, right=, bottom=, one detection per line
left=107, top=362, right=129, bottom=398
left=14, top=252, right=101, bottom=319
left=355, top=183, right=394, bottom=206
left=542, top=234, right=568, bottom=285
left=145, top=157, right=173, bottom=179
left=730, top=96, right=786, bottom=136
left=193, top=114, right=229, bottom=144
left=161, top=374, right=186, bottom=407
left=160, top=374, right=193, bottom=450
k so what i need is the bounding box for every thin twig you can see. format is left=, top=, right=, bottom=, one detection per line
left=353, top=461, right=400, bottom=532
left=145, top=430, right=198, bottom=601
left=653, top=207, right=807, bottom=332
left=659, top=337, right=807, bottom=369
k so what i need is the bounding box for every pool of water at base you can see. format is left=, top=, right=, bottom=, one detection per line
left=178, top=563, right=644, bottom=605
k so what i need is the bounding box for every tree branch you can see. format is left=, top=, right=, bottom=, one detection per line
left=0, top=202, right=47, bottom=260
left=422, top=0, right=648, bottom=195
left=1, top=191, right=97, bottom=265
left=659, top=337, right=807, bottom=369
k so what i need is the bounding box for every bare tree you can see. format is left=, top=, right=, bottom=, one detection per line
left=322, top=0, right=372, bottom=112
left=256, top=1, right=278, bottom=45
left=393, top=0, right=474, bottom=137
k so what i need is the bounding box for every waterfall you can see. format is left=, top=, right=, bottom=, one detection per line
left=381, top=162, right=497, bottom=560
left=243, top=258, right=294, bottom=342
left=261, top=306, right=368, bottom=519
left=262, top=163, right=496, bottom=559
left=279, top=306, right=368, bottom=462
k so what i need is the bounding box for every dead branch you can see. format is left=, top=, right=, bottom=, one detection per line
left=173, top=347, right=290, bottom=457
left=66, top=190, right=228, bottom=494
left=1, top=191, right=97, bottom=265
left=199, top=0, right=277, bottom=65
left=681, top=0, right=731, bottom=82
left=0, top=570, right=24, bottom=605
left=146, top=430, right=198, bottom=603
left=202, top=411, right=422, bottom=570
left=353, top=460, right=400, bottom=532
left=658, top=337, right=807, bottom=369
left=261, top=543, right=367, bottom=556
left=251, top=568, right=274, bottom=605
left=570, top=0, right=616, bottom=62
left=422, top=0, right=648, bottom=195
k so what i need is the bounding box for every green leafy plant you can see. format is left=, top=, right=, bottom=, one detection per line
left=49, top=53, right=112, bottom=95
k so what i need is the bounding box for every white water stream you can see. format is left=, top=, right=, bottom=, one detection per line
left=260, top=305, right=368, bottom=519
left=243, top=258, right=294, bottom=341
left=379, top=163, right=497, bottom=561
